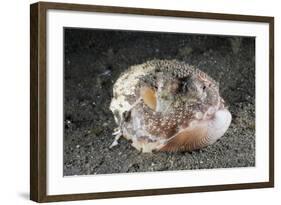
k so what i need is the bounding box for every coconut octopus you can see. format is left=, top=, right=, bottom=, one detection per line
left=109, top=60, right=231, bottom=153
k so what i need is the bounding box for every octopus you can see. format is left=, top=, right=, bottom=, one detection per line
left=109, top=59, right=231, bottom=152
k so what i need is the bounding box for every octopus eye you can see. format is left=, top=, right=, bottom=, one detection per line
left=123, top=110, right=131, bottom=122
left=202, top=85, right=206, bottom=90
left=182, top=82, right=189, bottom=93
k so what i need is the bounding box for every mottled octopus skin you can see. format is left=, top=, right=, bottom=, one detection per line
left=110, top=59, right=231, bottom=152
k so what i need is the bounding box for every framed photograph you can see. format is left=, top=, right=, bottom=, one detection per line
left=30, top=1, right=274, bottom=202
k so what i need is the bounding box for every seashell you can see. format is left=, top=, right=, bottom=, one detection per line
left=110, top=59, right=231, bottom=152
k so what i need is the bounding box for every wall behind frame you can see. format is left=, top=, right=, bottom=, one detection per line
left=0, top=0, right=279, bottom=204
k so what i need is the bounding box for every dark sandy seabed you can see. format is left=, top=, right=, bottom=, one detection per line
left=63, top=29, right=255, bottom=176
